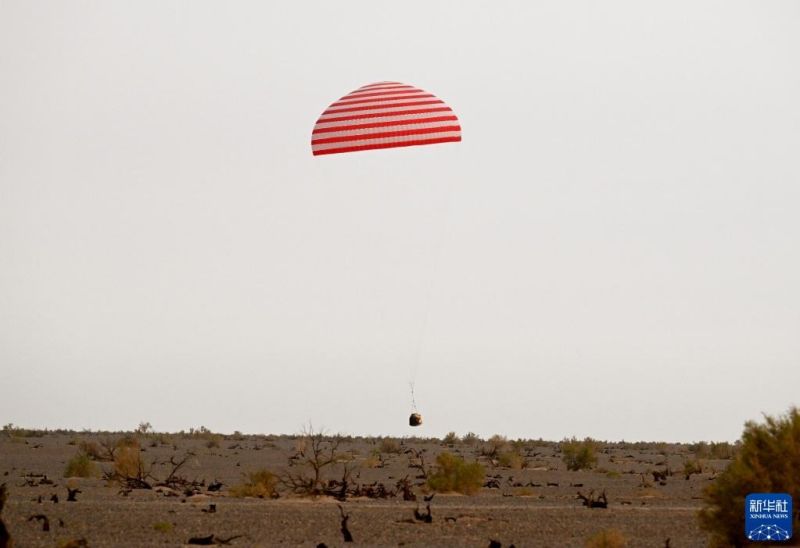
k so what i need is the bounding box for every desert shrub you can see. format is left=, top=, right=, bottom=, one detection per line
left=683, top=459, right=703, bottom=479
left=363, top=453, right=382, bottom=469
left=229, top=469, right=279, bottom=498
left=699, top=407, right=800, bottom=547
left=78, top=440, right=106, bottom=461
left=378, top=438, right=402, bottom=454
left=149, top=433, right=173, bottom=446
left=462, top=432, right=481, bottom=445
left=561, top=437, right=597, bottom=471
left=117, top=435, right=139, bottom=448
left=427, top=452, right=484, bottom=495
left=481, top=435, right=509, bottom=457
left=586, top=528, right=627, bottom=548
left=64, top=453, right=97, bottom=478
left=114, top=443, right=147, bottom=479
left=497, top=450, right=525, bottom=470
left=690, top=441, right=738, bottom=460
left=153, top=521, right=173, bottom=533
left=443, top=432, right=459, bottom=445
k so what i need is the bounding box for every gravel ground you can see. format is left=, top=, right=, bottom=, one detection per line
left=1, top=432, right=726, bottom=546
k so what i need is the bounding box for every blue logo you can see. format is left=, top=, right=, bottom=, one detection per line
left=745, top=493, right=792, bottom=542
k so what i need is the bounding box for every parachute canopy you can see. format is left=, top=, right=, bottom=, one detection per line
left=311, top=82, right=461, bottom=156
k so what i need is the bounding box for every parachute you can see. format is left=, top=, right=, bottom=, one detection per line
left=311, top=81, right=461, bottom=156
left=312, top=82, right=462, bottom=427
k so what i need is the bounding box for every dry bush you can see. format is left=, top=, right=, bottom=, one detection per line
left=427, top=452, right=484, bottom=495
left=462, top=432, right=481, bottom=445
left=230, top=469, right=279, bottom=498
left=691, top=441, right=738, bottom=460
left=111, top=441, right=151, bottom=487
left=497, top=450, right=525, bottom=470
left=64, top=454, right=97, bottom=478
left=699, top=407, right=800, bottom=547
left=586, top=528, right=627, bottom=548
left=561, top=437, right=598, bottom=471
left=481, top=434, right=509, bottom=458
left=378, top=438, right=402, bottom=454
left=78, top=440, right=107, bottom=461
left=443, top=432, right=460, bottom=445
left=283, top=425, right=350, bottom=495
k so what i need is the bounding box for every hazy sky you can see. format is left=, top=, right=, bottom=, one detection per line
left=1, top=1, right=799, bottom=442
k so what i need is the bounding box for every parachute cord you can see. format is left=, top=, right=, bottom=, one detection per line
left=407, top=166, right=457, bottom=408
left=410, top=381, right=417, bottom=412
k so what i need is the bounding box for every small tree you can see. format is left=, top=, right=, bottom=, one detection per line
left=699, top=407, right=800, bottom=547
left=283, top=424, right=348, bottom=495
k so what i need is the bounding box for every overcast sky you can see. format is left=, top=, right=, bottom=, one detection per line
left=1, top=1, right=798, bottom=442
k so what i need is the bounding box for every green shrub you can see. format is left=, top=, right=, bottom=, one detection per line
left=64, top=453, right=97, bottom=478
left=229, top=469, right=279, bottom=498
left=683, top=459, right=703, bottom=479
left=497, top=450, right=525, bottom=470
left=427, top=452, right=484, bottom=495
left=153, top=521, right=173, bottom=533
left=699, top=407, right=800, bottom=547
left=561, top=437, right=597, bottom=471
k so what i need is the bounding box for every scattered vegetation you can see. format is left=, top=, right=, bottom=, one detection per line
left=443, top=431, right=459, bottom=445
left=2, top=423, right=48, bottom=438
left=561, top=437, right=598, bottom=471
left=427, top=452, right=484, bottom=495
left=481, top=435, right=509, bottom=458
left=699, top=407, right=800, bottom=547
left=64, top=453, right=98, bottom=478
left=153, top=521, right=173, bottom=533
left=378, top=438, right=402, bottom=454
left=683, top=459, right=703, bottom=480
left=689, top=441, right=737, bottom=460
left=461, top=432, right=481, bottom=445
left=496, top=450, right=525, bottom=470
left=230, top=469, right=279, bottom=498
left=586, top=528, right=627, bottom=548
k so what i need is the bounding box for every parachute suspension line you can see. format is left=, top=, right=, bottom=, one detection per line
left=407, top=166, right=459, bottom=408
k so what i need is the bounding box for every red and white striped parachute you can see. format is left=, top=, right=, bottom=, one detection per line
left=311, top=82, right=461, bottom=156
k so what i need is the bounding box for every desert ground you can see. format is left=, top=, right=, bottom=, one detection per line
left=0, top=428, right=734, bottom=547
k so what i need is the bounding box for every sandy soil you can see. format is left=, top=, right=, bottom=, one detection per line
left=0, top=432, right=730, bottom=547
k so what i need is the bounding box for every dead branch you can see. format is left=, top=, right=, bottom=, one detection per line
left=28, top=514, right=50, bottom=531
left=576, top=489, right=608, bottom=508
left=338, top=504, right=354, bottom=543
left=405, top=448, right=428, bottom=479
